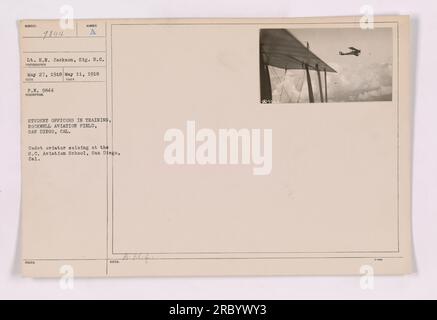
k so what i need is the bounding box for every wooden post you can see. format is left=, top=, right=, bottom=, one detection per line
left=324, top=69, right=328, bottom=103
left=316, top=64, right=324, bottom=103
left=305, top=64, right=314, bottom=103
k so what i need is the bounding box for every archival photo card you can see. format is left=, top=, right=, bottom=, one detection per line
left=19, top=16, right=411, bottom=277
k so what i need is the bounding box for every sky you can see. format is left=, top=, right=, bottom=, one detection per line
left=269, top=27, right=393, bottom=103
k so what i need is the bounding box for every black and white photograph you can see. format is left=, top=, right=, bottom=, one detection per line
left=260, top=27, right=393, bottom=103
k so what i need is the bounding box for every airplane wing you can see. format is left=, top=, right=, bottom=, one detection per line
left=348, top=46, right=359, bottom=51
left=260, top=29, right=336, bottom=72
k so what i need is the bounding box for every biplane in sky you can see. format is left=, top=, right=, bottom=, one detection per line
left=339, top=46, right=361, bottom=56
left=260, top=29, right=336, bottom=103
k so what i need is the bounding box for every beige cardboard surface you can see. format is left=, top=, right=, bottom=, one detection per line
left=19, top=16, right=411, bottom=277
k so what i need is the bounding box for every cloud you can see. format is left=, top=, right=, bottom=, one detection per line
left=326, top=62, right=393, bottom=102
left=269, top=62, right=393, bottom=103
left=356, top=85, right=392, bottom=101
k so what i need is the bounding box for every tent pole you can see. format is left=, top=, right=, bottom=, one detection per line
left=316, top=64, right=324, bottom=103
left=305, top=64, right=314, bottom=103
left=324, top=69, right=328, bottom=103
